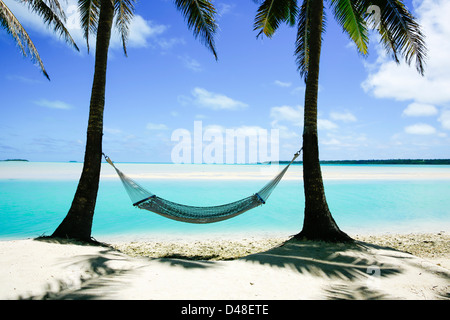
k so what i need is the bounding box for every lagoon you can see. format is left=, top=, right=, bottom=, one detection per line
left=1, top=161, right=449, bottom=241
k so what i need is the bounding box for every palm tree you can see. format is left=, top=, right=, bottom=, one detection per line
left=1, top=0, right=79, bottom=79
left=51, top=0, right=218, bottom=242
left=253, top=0, right=426, bottom=242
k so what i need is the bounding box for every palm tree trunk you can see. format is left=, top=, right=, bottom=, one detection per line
left=295, top=0, right=352, bottom=242
left=52, top=0, right=114, bottom=242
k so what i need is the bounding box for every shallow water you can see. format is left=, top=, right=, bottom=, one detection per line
left=1, top=162, right=449, bottom=241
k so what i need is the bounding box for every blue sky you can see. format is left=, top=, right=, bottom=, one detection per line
left=1, top=0, right=450, bottom=162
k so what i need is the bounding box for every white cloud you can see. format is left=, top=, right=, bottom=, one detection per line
left=270, top=105, right=303, bottom=127
left=123, top=16, right=167, bottom=49
left=233, top=125, right=267, bottom=138
left=322, top=137, right=341, bottom=146
left=178, top=55, right=202, bottom=72
left=330, top=111, right=357, bottom=122
left=267, top=105, right=302, bottom=144
left=157, top=37, right=185, bottom=50
left=217, top=3, right=235, bottom=17
left=104, top=127, right=123, bottom=135
left=318, top=119, right=338, bottom=131
left=290, top=86, right=305, bottom=96
left=273, top=125, right=299, bottom=139
left=182, top=87, right=248, bottom=110
left=146, top=123, right=168, bottom=130
left=404, top=123, right=437, bottom=135
left=203, top=124, right=225, bottom=134
left=362, top=0, right=450, bottom=106
left=321, top=133, right=368, bottom=148
left=195, top=124, right=270, bottom=137
left=439, top=110, right=450, bottom=130
left=402, top=103, right=438, bottom=117
left=270, top=105, right=341, bottom=133
left=34, top=99, right=72, bottom=110
left=274, top=80, right=292, bottom=88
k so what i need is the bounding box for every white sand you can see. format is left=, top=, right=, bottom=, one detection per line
left=1, top=162, right=450, bottom=181
left=0, top=234, right=448, bottom=300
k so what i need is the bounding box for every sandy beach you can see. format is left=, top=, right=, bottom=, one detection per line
left=2, top=162, right=450, bottom=181
left=0, top=232, right=448, bottom=300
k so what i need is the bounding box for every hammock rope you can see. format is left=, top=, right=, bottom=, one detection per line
left=103, top=149, right=301, bottom=224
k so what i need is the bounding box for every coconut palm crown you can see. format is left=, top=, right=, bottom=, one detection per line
left=253, top=0, right=426, bottom=242
left=254, top=0, right=426, bottom=77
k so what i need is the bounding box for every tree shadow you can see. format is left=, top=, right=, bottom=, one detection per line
left=240, top=238, right=450, bottom=299
left=20, top=246, right=135, bottom=299
left=156, top=256, right=217, bottom=269
left=23, top=238, right=216, bottom=299
left=324, top=284, right=391, bottom=300
left=22, top=237, right=448, bottom=300
left=241, top=238, right=403, bottom=282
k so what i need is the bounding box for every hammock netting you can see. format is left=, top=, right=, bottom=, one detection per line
left=104, top=150, right=300, bottom=224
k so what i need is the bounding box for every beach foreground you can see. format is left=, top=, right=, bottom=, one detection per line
left=0, top=233, right=448, bottom=300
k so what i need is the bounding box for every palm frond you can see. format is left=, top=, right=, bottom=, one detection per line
left=174, top=0, right=218, bottom=60
left=376, top=14, right=400, bottom=63
left=294, top=0, right=313, bottom=80
left=78, top=0, right=100, bottom=52
left=18, top=0, right=79, bottom=51
left=0, top=0, right=49, bottom=79
left=329, top=0, right=369, bottom=55
left=362, top=0, right=426, bottom=75
left=114, top=0, right=135, bottom=56
left=43, top=0, right=67, bottom=21
left=253, top=0, right=298, bottom=38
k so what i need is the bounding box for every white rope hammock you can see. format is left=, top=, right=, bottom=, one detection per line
left=104, top=149, right=301, bottom=224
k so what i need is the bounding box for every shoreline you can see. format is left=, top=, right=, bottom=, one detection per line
left=1, top=162, right=450, bottom=181
left=1, top=231, right=448, bottom=262
left=109, top=231, right=450, bottom=265
left=0, top=231, right=448, bottom=300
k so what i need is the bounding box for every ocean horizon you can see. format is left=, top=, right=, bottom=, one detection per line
left=1, top=161, right=449, bottom=242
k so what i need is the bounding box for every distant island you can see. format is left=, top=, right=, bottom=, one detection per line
left=273, top=159, right=450, bottom=165
left=1, top=158, right=449, bottom=165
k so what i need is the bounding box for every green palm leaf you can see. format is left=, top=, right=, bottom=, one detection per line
left=174, top=0, right=218, bottom=60
left=362, top=0, right=426, bottom=75
left=0, top=0, right=49, bottom=79
left=330, top=0, right=369, bottom=55
left=19, top=0, right=79, bottom=51
left=42, top=0, right=67, bottom=21
left=1, top=0, right=80, bottom=79
left=253, top=0, right=298, bottom=38
left=114, top=0, right=136, bottom=56
left=294, top=0, right=310, bottom=79
left=78, top=0, right=100, bottom=52
left=294, top=0, right=326, bottom=80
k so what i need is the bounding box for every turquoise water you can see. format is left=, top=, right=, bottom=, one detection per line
left=1, top=163, right=450, bottom=240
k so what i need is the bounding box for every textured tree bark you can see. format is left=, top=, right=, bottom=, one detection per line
left=294, top=0, right=352, bottom=243
left=52, top=0, right=114, bottom=242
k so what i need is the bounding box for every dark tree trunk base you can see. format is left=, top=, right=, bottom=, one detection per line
left=294, top=229, right=353, bottom=243
left=51, top=225, right=96, bottom=243
left=36, top=235, right=106, bottom=247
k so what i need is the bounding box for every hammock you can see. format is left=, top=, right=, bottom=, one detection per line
left=103, top=150, right=301, bottom=224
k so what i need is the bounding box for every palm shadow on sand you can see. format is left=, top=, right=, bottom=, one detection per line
left=29, top=237, right=449, bottom=300
left=241, top=238, right=449, bottom=299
